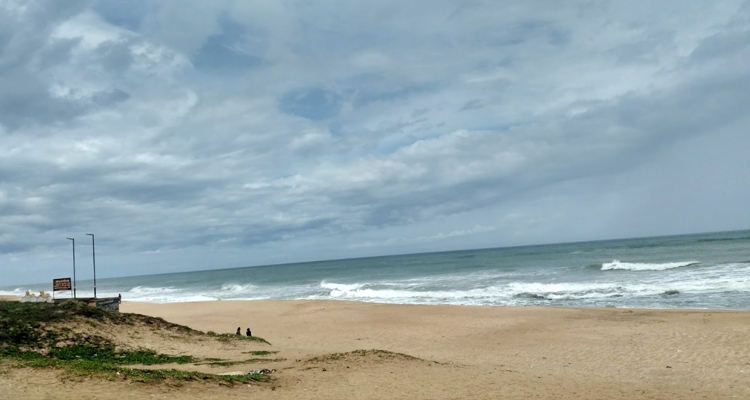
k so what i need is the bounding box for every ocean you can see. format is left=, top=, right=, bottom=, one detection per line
left=3, top=230, right=750, bottom=310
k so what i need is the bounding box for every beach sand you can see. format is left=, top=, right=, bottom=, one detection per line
left=2, top=300, right=749, bottom=399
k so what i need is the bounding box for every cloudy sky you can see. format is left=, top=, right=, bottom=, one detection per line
left=2, top=0, right=750, bottom=284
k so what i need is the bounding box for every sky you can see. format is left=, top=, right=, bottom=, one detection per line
left=2, top=0, right=750, bottom=285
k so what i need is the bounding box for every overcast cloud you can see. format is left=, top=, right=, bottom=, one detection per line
left=2, top=0, right=750, bottom=284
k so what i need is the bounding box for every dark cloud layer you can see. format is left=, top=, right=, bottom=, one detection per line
left=1, top=0, right=749, bottom=284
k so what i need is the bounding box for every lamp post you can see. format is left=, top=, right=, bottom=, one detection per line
left=66, top=237, right=76, bottom=298
left=86, top=233, right=96, bottom=298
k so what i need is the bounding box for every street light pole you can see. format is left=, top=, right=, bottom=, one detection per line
left=66, top=237, right=76, bottom=298
left=86, top=233, right=96, bottom=298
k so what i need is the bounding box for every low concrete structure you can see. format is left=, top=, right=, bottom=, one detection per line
left=54, top=297, right=121, bottom=312
left=21, top=291, right=53, bottom=303
left=90, top=297, right=121, bottom=312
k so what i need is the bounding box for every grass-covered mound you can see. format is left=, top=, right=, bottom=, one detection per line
left=305, top=349, right=423, bottom=364
left=0, top=301, right=273, bottom=386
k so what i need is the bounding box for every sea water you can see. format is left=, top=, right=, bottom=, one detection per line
left=3, top=230, right=749, bottom=309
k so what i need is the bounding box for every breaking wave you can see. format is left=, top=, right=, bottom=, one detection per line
left=313, top=274, right=750, bottom=306
left=220, top=283, right=257, bottom=293
left=601, top=260, right=698, bottom=271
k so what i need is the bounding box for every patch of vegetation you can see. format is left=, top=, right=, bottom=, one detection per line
left=306, top=349, right=422, bottom=364
left=0, top=301, right=272, bottom=385
left=198, top=351, right=282, bottom=367
left=0, top=301, right=69, bottom=355
left=206, top=331, right=270, bottom=345
left=14, top=351, right=265, bottom=385
left=242, top=350, right=278, bottom=356
left=123, top=367, right=266, bottom=385
left=48, top=344, right=194, bottom=365
left=0, top=301, right=205, bottom=356
left=198, top=357, right=285, bottom=367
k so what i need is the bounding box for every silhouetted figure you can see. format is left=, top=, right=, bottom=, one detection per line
left=246, top=328, right=252, bottom=337
left=236, top=327, right=241, bottom=335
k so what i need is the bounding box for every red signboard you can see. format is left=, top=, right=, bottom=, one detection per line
left=53, top=278, right=72, bottom=291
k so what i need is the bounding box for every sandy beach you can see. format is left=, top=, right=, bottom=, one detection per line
left=2, top=299, right=749, bottom=399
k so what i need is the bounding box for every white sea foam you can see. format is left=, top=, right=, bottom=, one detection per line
left=507, top=281, right=629, bottom=298
left=601, top=260, right=698, bottom=271
left=220, top=283, right=257, bottom=293
left=314, top=274, right=750, bottom=306
left=116, top=286, right=214, bottom=303
left=320, top=281, right=367, bottom=291
left=511, top=277, right=748, bottom=298
left=661, top=275, right=750, bottom=293
left=128, top=286, right=181, bottom=294
left=317, top=280, right=504, bottom=303
left=138, top=294, right=218, bottom=303
left=0, top=288, right=27, bottom=296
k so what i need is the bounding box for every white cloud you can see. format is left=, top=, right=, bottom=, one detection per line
left=1, top=0, right=749, bottom=284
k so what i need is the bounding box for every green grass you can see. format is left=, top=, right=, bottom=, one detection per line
left=122, top=368, right=266, bottom=385
left=0, top=301, right=203, bottom=356
left=206, top=331, right=271, bottom=344
left=47, top=344, right=194, bottom=365
left=0, top=301, right=272, bottom=385
left=242, top=350, right=278, bottom=356
left=198, top=357, right=285, bottom=367
left=306, top=349, right=422, bottom=364
left=13, top=351, right=266, bottom=385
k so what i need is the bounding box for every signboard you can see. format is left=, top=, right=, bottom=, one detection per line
left=53, top=278, right=72, bottom=291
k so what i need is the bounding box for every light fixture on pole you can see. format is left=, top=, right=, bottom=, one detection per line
left=86, top=233, right=96, bottom=299
left=66, top=237, right=76, bottom=298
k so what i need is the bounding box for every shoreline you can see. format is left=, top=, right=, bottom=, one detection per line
left=6, top=293, right=750, bottom=312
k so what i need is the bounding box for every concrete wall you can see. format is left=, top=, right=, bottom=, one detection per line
left=91, top=297, right=121, bottom=312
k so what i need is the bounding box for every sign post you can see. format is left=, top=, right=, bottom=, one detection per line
left=86, top=233, right=96, bottom=298
left=66, top=237, right=76, bottom=298
left=53, top=278, right=72, bottom=300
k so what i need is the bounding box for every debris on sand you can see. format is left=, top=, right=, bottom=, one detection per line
left=248, top=369, right=274, bottom=375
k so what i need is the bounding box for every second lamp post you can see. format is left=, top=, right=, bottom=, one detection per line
left=86, top=233, right=96, bottom=298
